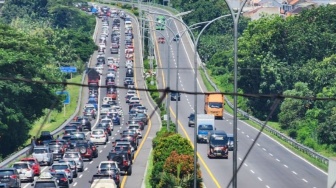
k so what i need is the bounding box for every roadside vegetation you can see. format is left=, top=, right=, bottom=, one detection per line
left=161, top=1, right=336, bottom=159
left=0, top=0, right=96, bottom=160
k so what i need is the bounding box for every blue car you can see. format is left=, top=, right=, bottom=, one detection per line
left=112, top=115, right=120, bottom=125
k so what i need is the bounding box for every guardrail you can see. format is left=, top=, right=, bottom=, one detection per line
left=0, top=17, right=100, bottom=168
left=108, top=0, right=330, bottom=166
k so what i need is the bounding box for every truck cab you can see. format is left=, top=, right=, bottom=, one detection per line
left=196, top=114, right=215, bottom=143
left=207, top=130, right=229, bottom=159
left=204, top=93, right=224, bottom=119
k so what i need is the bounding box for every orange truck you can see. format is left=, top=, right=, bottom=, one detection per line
left=204, top=93, right=224, bottom=119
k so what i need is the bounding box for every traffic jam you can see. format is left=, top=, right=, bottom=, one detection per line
left=0, top=6, right=148, bottom=188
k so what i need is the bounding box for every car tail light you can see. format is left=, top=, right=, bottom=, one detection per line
left=102, top=134, right=106, bottom=138
left=50, top=169, right=56, bottom=172
left=65, top=169, right=70, bottom=173
left=90, top=135, right=95, bottom=138
left=123, top=160, right=128, bottom=166
left=87, top=148, right=92, bottom=154
left=10, top=175, right=17, bottom=179
left=128, top=150, right=131, bottom=154
left=61, top=178, right=67, bottom=182
left=26, top=168, right=31, bottom=171
left=92, top=147, right=96, bottom=150
left=116, top=175, right=120, bottom=181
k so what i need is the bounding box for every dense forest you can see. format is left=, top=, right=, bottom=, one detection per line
left=0, top=0, right=96, bottom=159
left=166, top=0, right=336, bottom=154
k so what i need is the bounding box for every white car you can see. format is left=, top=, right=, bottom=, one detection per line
left=135, top=105, right=147, bottom=114
left=107, top=57, right=114, bottom=65
left=129, top=96, right=140, bottom=103
left=97, top=161, right=120, bottom=174
left=95, top=66, right=103, bottom=74
left=99, top=43, right=106, bottom=49
left=12, top=162, right=34, bottom=182
left=128, top=124, right=142, bottom=138
left=111, top=106, right=123, bottom=116
left=100, top=104, right=111, bottom=115
left=125, top=60, right=133, bottom=68
left=126, top=90, right=136, bottom=96
left=90, top=129, right=107, bottom=144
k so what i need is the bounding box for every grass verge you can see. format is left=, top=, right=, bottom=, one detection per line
left=145, top=150, right=154, bottom=188
left=25, top=75, right=82, bottom=145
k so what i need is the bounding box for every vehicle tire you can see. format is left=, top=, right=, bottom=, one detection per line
left=104, top=142, right=107, bottom=145
left=188, top=124, right=190, bottom=127
left=89, top=156, right=93, bottom=161
left=79, top=146, right=87, bottom=155
left=127, top=166, right=132, bottom=176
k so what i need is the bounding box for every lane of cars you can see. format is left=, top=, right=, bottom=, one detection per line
left=0, top=5, right=149, bottom=188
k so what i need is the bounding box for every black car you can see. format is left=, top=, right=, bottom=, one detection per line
left=69, top=122, right=83, bottom=132
left=0, top=168, right=20, bottom=188
left=50, top=171, right=69, bottom=188
left=76, top=116, right=92, bottom=131
left=188, top=113, right=195, bottom=127
left=90, top=173, right=120, bottom=188
left=126, top=68, right=133, bottom=77
left=118, top=134, right=138, bottom=150
left=129, top=103, right=141, bottom=112
left=124, top=80, right=134, bottom=87
left=97, top=56, right=105, bottom=64
left=106, top=151, right=132, bottom=175
left=170, top=91, right=181, bottom=101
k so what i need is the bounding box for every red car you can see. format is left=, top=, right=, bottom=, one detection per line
left=21, top=157, right=41, bottom=176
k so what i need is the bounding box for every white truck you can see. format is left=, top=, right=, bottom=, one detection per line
left=196, top=114, right=215, bottom=143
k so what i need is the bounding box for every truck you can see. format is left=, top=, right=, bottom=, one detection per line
left=204, top=93, right=224, bottom=119
left=207, top=130, right=229, bottom=159
left=32, top=146, right=54, bottom=166
left=196, top=114, right=215, bottom=143
left=87, top=68, right=100, bottom=95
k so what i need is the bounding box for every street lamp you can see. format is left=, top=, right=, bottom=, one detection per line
left=222, top=0, right=248, bottom=187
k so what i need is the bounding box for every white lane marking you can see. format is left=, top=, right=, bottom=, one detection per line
left=244, top=163, right=248, bottom=167
left=84, top=167, right=88, bottom=171
left=246, top=135, right=250, bottom=138
left=242, top=132, right=245, bottom=134
left=284, top=165, right=288, bottom=168
left=266, top=185, right=270, bottom=188
left=269, top=153, right=273, bottom=156
left=237, top=128, right=240, bottom=130
left=79, top=174, right=83, bottom=178
left=250, top=170, right=255, bottom=174
left=73, top=182, right=77, bottom=186
left=104, top=145, right=107, bottom=148
left=257, top=143, right=260, bottom=146
left=90, top=161, right=93, bottom=164
left=258, top=177, right=263, bottom=181
left=251, top=139, right=254, bottom=141
left=262, top=148, right=266, bottom=151
left=276, top=158, right=280, bottom=162
left=292, top=171, right=297, bottom=175
left=99, top=150, right=103, bottom=153
left=302, top=179, right=308, bottom=183
left=238, top=157, right=242, bottom=161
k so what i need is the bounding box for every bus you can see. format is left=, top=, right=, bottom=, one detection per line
left=155, top=16, right=166, bottom=30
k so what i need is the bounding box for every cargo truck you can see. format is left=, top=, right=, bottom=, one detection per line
left=204, top=93, right=224, bottom=119
left=87, top=68, right=100, bottom=95
left=196, top=114, right=215, bottom=143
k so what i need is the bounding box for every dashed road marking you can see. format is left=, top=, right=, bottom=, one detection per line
left=269, top=153, right=273, bottom=156
left=262, top=148, right=266, bottom=151
left=258, top=177, right=263, bottom=181
left=84, top=167, right=88, bottom=171
left=276, top=158, right=280, bottom=162
left=250, top=170, right=255, bottom=174
left=73, top=182, right=77, bottom=186
left=257, top=143, right=260, bottom=146
left=292, top=171, right=297, bottom=175
left=244, top=163, right=248, bottom=167
left=302, top=179, right=308, bottom=183
left=79, top=174, right=83, bottom=178
left=284, top=164, right=288, bottom=168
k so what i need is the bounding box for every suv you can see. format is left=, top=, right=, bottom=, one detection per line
left=74, top=141, right=98, bottom=160
left=32, top=146, right=54, bottom=166
left=0, top=168, right=21, bottom=187
left=90, top=174, right=120, bottom=188
left=31, top=172, right=59, bottom=188
left=48, top=142, right=66, bottom=161
left=36, top=131, right=54, bottom=146
left=62, top=152, right=84, bottom=172
left=106, top=151, right=132, bottom=175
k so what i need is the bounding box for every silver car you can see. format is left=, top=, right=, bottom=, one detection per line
left=58, top=159, right=78, bottom=178
left=62, top=152, right=84, bottom=172
left=50, top=163, right=74, bottom=183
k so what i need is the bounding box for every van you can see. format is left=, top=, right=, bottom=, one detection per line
left=207, top=130, right=229, bottom=158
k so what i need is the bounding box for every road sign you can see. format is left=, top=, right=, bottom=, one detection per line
left=60, top=66, right=77, bottom=73
left=56, top=91, right=70, bottom=105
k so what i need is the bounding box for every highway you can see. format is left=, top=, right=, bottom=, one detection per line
left=146, top=6, right=328, bottom=188
left=20, top=7, right=160, bottom=188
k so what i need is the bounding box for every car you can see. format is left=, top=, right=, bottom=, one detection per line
left=32, top=146, right=54, bottom=166
left=125, top=60, right=133, bottom=68
left=73, top=140, right=97, bottom=161
left=97, top=161, right=119, bottom=174
left=133, top=113, right=148, bottom=125
left=188, top=113, right=195, bottom=127
left=68, top=135, right=85, bottom=149
left=96, top=123, right=112, bottom=136
left=110, top=114, right=120, bottom=125
left=128, top=124, right=142, bottom=139
left=129, top=96, right=140, bottom=103
left=35, top=131, right=54, bottom=146
left=49, top=163, right=73, bottom=183
left=12, top=162, right=34, bottom=182
left=110, top=47, right=119, bottom=54
left=48, top=141, right=66, bottom=161
left=0, top=168, right=21, bottom=188
left=173, top=34, right=180, bottom=41
left=31, top=172, right=58, bottom=188
left=68, top=122, right=83, bottom=132
left=170, top=91, right=181, bottom=101
left=114, top=141, right=135, bottom=159
left=127, top=119, right=144, bottom=130
left=106, top=151, right=132, bottom=175
left=227, top=133, right=234, bottom=151
left=89, top=175, right=118, bottom=188
left=50, top=171, right=70, bottom=188
left=128, top=109, right=137, bottom=119
left=58, top=159, right=78, bottom=178
left=21, top=157, right=41, bottom=176
left=126, top=89, right=136, bottom=96
left=125, top=68, right=133, bottom=77
left=129, top=103, right=141, bottom=112
left=77, top=117, right=91, bottom=131
left=119, top=134, right=138, bottom=151
left=90, top=129, right=107, bottom=145
left=100, top=118, right=113, bottom=130
left=62, top=152, right=84, bottom=172
left=90, top=173, right=120, bottom=188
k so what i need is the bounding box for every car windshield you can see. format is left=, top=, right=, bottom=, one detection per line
left=61, top=160, right=75, bottom=166
left=102, top=104, right=110, bottom=108
left=100, top=163, right=116, bottom=169
left=0, top=170, right=14, bottom=176
left=101, top=120, right=110, bottom=124
left=76, top=143, right=89, bottom=148
left=189, top=114, right=195, bottom=120
left=198, top=124, right=213, bottom=131
left=210, top=136, right=228, bottom=146
left=128, top=126, right=139, bottom=129
left=209, top=102, right=223, bottom=108
left=52, top=173, right=66, bottom=179
left=92, top=130, right=104, bottom=135
left=34, top=182, right=57, bottom=188
left=52, top=165, right=68, bottom=170
left=34, top=148, right=48, bottom=154
left=13, top=163, right=28, bottom=169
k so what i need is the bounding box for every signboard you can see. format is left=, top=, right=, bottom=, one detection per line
left=56, top=91, right=70, bottom=105
left=60, top=66, right=77, bottom=73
